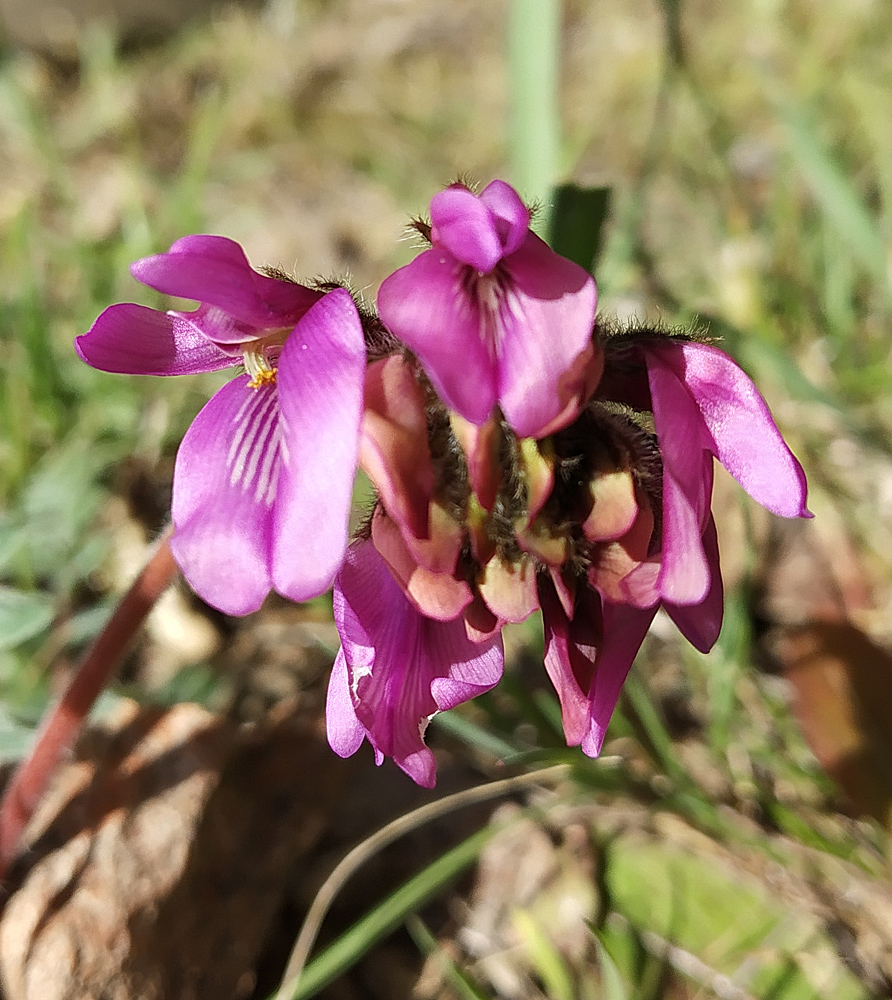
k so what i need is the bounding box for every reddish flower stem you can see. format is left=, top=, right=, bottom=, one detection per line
left=0, top=525, right=177, bottom=881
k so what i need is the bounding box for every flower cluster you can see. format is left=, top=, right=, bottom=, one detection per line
left=77, top=179, right=809, bottom=787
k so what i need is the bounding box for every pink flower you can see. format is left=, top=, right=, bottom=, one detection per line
left=377, top=180, right=599, bottom=439
left=328, top=291, right=813, bottom=783
left=326, top=537, right=504, bottom=787
left=616, top=341, right=810, bottom=624
left=539, top=578, right=658, bottom=756
left=537, top=334, right=813, bottom=751
left=76, top=236, right=366, bottom=615
left=75, top=189, right=814, bottom=788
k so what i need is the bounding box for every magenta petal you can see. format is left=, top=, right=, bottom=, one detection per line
left=479, top=180, right=531, bottom=257
left=668, top=342, right=810, bottom=518
left=326, top=649, right=366, bottom=758
left=497, top=234, right=598, bottom=438
left=170, top=376, right=277, bottom=615
left=540, top=580, right=602, bottom=747
left=430, top=186, right=504, bottom=273
left=178, top=304, right=259, bottom=347
left=360, top=356, right=434, bottom=542
left=75, top=303, right=234, bottom=375
left=335, top=539, right=503, bottom=787
left=658, top=465, right=712, bottom=604
left=581, top=602, right=658, bottom=757
left=377, top=250, right=498, bottom=424
left=271, top=289, right=365, bottom=603
left=619, top=559, right=661, bottom=608
left=549, top=567, right=576, bottom=620
left=371, top=509, right=471, bottom=621
left=647, top=352, right=714, bottom=605
left=132, top=235, right=321, bottom=329
left=665, top=515, right=724, bottom=652
left=427, top=620, right=504, bottom=710
left=450, top=414, right=502, bottom=512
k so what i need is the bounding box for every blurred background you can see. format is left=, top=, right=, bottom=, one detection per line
left=1, top=1, right=892, bottom=998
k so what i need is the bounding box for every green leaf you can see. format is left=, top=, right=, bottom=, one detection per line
left=548, top=184, right=612, bottom=274
left=20, top=441, right=107, bottom=582
left=0, top=702, right=38, bottom=760
left=0, top=587, right=55, bottom=650
left=606, top=834, right=870, bottom=1000
left=0, top=514, right=25, bottom=575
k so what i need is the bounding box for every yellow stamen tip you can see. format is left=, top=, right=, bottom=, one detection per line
left=247, top=367, right=278, bottom=389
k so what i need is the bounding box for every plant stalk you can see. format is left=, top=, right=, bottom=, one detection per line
left=0, top=525, right=177, bottom=881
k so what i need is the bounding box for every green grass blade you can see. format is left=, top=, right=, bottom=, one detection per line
left=285, top=823, right=501, bottom=1000
left=430, top=707, right=521, bottom=762
left=406, top=915, right=490, bottom=1000
left=622, top=673, right=686, bottom=785
left=513, top=909, right=576, bottom=1000
left=779, top=101, right=888, bottom=291
left=508, top=0, right=561, bottom=215
left=705, top=586, right=750, bottom=753
left=593, top=936, right=631, bottom=1000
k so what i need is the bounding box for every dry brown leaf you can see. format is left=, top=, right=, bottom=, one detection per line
left=779, top=622, right=892, bottom=830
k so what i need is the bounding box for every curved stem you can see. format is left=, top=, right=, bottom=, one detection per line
left=0, top=525, right=178, bottom=881
left=275, top=763, right=570, bottom=1000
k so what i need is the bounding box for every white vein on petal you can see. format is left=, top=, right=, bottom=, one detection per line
left=226, top=385, right=282, bottom=507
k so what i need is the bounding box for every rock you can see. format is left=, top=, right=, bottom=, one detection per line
left=0, top=700, right=345, bottom=1000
